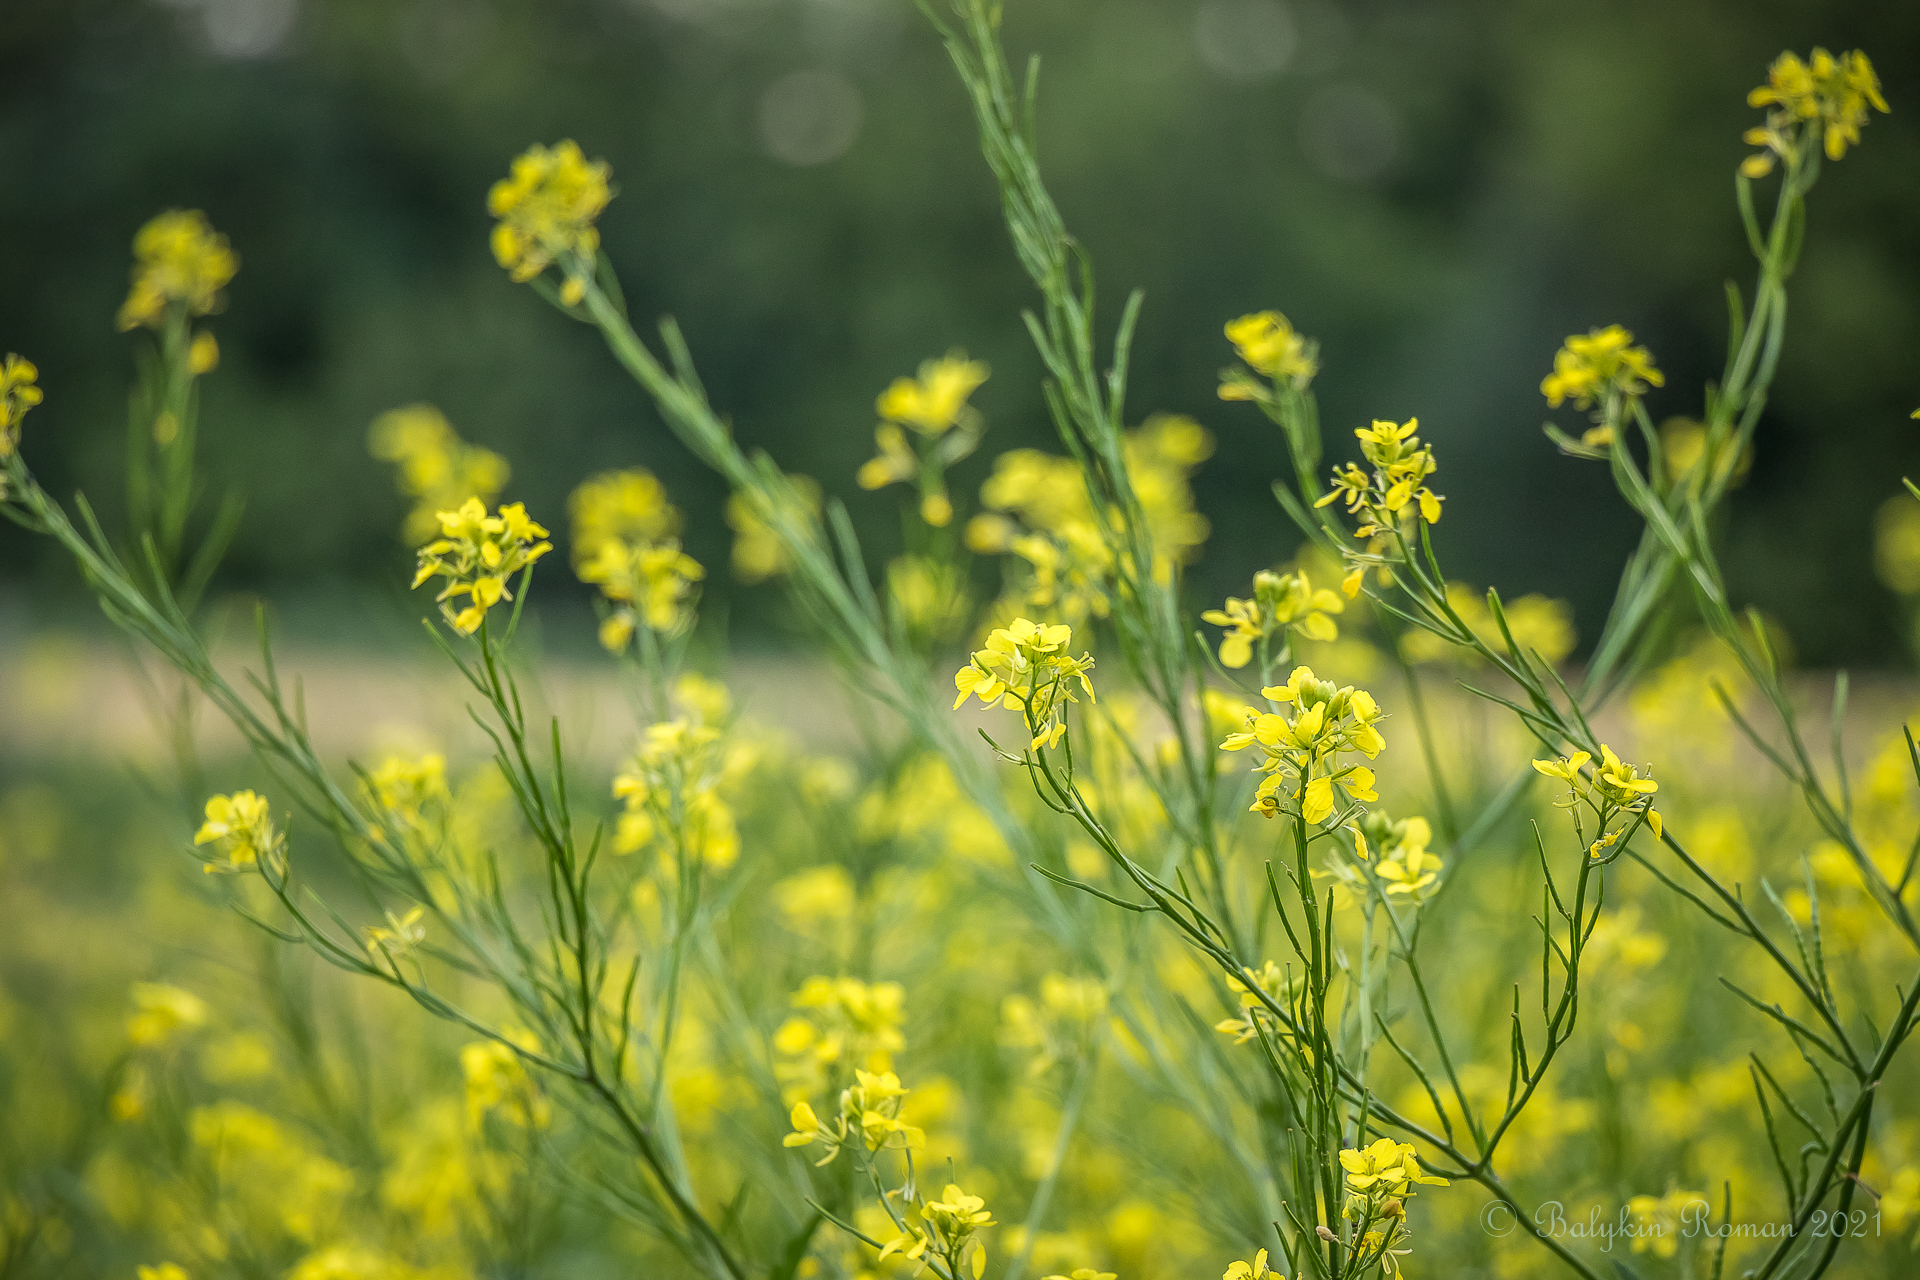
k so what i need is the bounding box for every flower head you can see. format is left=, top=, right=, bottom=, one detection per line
left=1315, top=418, right=1444, bottom=536
left=368, top=405, right=511, bottom=545
left=1743, top=49, right=1888, bottom=177
left=193, top=790, right=280, bottom=873
left=1541, top=326, right=1664, bottom=412
left=411, top=498, right=553, bottom=634
left=952, top=618, right=1096, bottom=750
left=117, top=210, right=238, bottom=331
left=1222, top=666, right=1387, bottom=825
left=1222, top=1249, right=1277, bottom=1280
left=127, top=982, right=210, bottom=1047
left=488, top=140, right=614, bottom=293
left=1202, top=568, right=1344, bottom=668
left=1221, top=310, right=1318, bottom=396
left=0, top=353, right=42, bottom=461
left=877, top=352, right=990, bottom=437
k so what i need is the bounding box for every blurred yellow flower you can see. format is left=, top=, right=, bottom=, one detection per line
left=488, top=140, right=613, bottom=287
left=877, top=351, right=989, bottom=436
left=1541, top=326, right=1663, bottom=411
left=1743, top=48, right=1887, bottom=177
left=0, top=353, right=42, bottom=460
left=126, top=982, right=209, bottom=1047
left=368, top=405, right=511, bottom=545
left=1222, top=310, right=1317, bottom=387
left=193, top=790, right=279, bottom=873
left=116, top=210, right=238, bottom=331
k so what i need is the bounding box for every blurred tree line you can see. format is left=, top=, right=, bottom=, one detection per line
left=1, top=0, right=1915, bottom=661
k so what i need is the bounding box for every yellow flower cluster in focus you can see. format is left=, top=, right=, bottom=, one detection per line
left=1221, top=665, right=1385, bottom=824
left=488, top=140, right=613, bottom=301
left=952, top=618, right=1096, bottom=751
left=410, top=498, right=553, bottom=635
left=1541, top=325, right=1664, bottom=416
left=1534, top=744, right=1662, bottom=858
left=116, top=210, right=238, bottom=331
left=369, top=406, right=511, bottom=546
left=1743, top=49, right=1888, bottom=178
left=782, top=1068, right=925, bottom=1166
left=1202, top=568, right=1344, bottom=669
left=1319, top=417, right=1444, bottom=535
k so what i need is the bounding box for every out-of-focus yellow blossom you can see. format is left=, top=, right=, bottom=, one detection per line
left=190, top=1101, right=355, bottom=1244
left=569, top=468, right=680, bottom=563
left=611, top=683, right=743, bottom=871
left=952, top=618, right=1096, bottom=750
left=461, top=1030, right=550, bottom=1131
left=1626, top=1187, right=1707, bottom=1259
left=1203, top=568, right=1343, bottom=669
left=1043, top=1269, right=1116, bottom=1280
left=138, top=1266, right=189, bottom=1280
left=126, top=982, right=209, bottom=1047
left=187, top=330, right=220, bottom=375
left=380, top=1099, right=511, bottom=1241
left=411, top=498, right=553, bottom=635
left=1742, top=49, right=1888, bottom=178
left=782, top=1068, right=925, bottom=1166
left=876, top=351, right=989, bottom=437
left=888, top=555, right=971, bottom=644
left=1317, top=418, right=1444, bottom=543
left=116, top=210, right=238, bottom=331
left=1361, top=811, right=1441, bottom=900
left=774, top=865, right=857, bottom=932
left=1222, top=1248, right=1276, bottom=1280
left=1214, top=960, right=1292, bottom=1045
left=1881, top=1166, right=1920, bottom=1233
left=488, top=140, right=613, bottom=298
left=0, top=353, right=42, bottom=460
left=365, top=753, right=449, bottom=831
left=1000, top=973, right=1107, bottom=1075
left=774, top=975, right=907, bottom=1101
left=726, top=476, right=821, bottom=583
left=1540, top=326, right=1664, bottom=413
left=1398, top=582, right=1575, bottom=667
left=286, top=1244, right=428, bottom=1280
left=369, top=406, right=511, bottom=546
left=1203, top=688, right=1258, bottom=742
left=1219, top=310, right=1318, bottom=400
left=193, top=790, right=280, bottom=873
left=200, top=1032, right=274, bottom=1084
left=855, top=752, right=1013, bottom=866
left=364, top=906, right=427, bottom=969
left=1875, top=493, right=1920, bottom=595
left=967, top=415, right=1211, bottom=621
left=1221, top=665, right=1385, bottom=824
left=1628, top=632, right=1748, bottom=759
left=579, top=535, right=706, bottom=651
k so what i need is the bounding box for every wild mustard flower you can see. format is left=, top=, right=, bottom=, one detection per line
left=1043, top=1270, right=1116, bottom=1280
left=363, top=906, right=427, bottom=970
left=116, top=210, right=238, bottom=331
left=410, top=498, right=553, bottom=635
left=569, top=468, right=681, bottom=560
left=1221, top=665, right=1384, bottom=824
left=194, top=790, right=280, bottom=873
left=488, top=140, right=613, bottom=301
left=1540, top=326, right=1664, bottom=425
left=1361, top=812, right=1441, bottom=900
left=462, top=1030, right=550, bottom=1131
left=1743, top=49, right=1888, bottom=177
left=369, top=406, right=511, bottom=545
left=874, top=350, right=988, bottom=434
left=1534, top=744, right=1661, bottom=855
left=126, top=982, right=210, bottom=1047
left=781, top=1068, right=925, bottom=1165
left=0, top=353, right=41, bottom=461
left=726, top=476, right=821, bottom=582
left=1202, top=568, right=1344, bottom=669
left=579, top=536, right=706, bottom=651
left=1222, top=1249, right=1277, bottom=1280
left=1317, top=418, right=1443, bottom=536
left=611, top=713, right=741, bottom=870
left=952, top=618, right=1096, bottom=750
left=364, top=753, right=449, bottom=831
left=1219, top=310, right=1318, bottom=400
left=137, top=1266, right=189, bottom=1280
left=1000, top=973, right=1107, bottom=1075
left=1214, top=961, right=1292, bottom=1045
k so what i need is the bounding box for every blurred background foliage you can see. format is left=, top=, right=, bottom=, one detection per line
left=1, top=0, right=1915, bottom=660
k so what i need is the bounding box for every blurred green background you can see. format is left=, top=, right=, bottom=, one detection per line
left=2, top=0, right=1916, bottom=661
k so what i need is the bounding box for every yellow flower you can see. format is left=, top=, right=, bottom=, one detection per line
left=877, top=351, right=989, bottom=436
left=0, top=352, right=42, bottom=459
left=1314, top=418, right=1443, bottom=536
left=952, top=618, right=1096, bottom=750
left=1743, top=49, right=1888, bottom=176
left=138, top=1266, right=190, bottom=1280
left=1223, top=311, right=1318, bottom=385
left=1541, top=326, right=1664, bottom=411
left=1043, top=1270, right=1116, bottom=1280
left=1593, top=743, right=1658, bottom=804
left=725, top=476, right=822, bottom=582
left=462, top=1030, right=550, bottom=1131
left=364, top=906, right=427, bottom=966
left=116, top=210, right=238, bottom=331
left=411, top=498, right=553, bottom=635
left=127, top=982, right=209, bottom=1047
left=1222, top=1248, right=1276, bottom=1280
left=1339, top=1137, right=1448, bottom=1195
left=568, top=468, right=682, bottom=565
left=368, top=405, right=511, bottom=545
left=488, top=140, right=613, bottom=286
left=188, top=331, right=220, bottom=375
left=193, top=790, right=279, bottom=872
left=1202, top=569, right=1344, bottom=668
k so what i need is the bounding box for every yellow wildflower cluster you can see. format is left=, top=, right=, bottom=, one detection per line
left=189, top=1101, right=357, bottom=1245
left=410, top=498, right=553, bottom=635
left=1357, top=811, right=1441, bottom=900
left=1625, top=1186, right=1709, bottom=1259
left=726, top=475, right=821, bottom=583
left=569, top=470, right=704, bottom=651
left=858, top=351, right=989, bottom=527
left=1743, top=49, right=1888, bottom=178
left=1398, top=582, right=1575, bottom=667
left=116, top=210, right=238, bottom=331
left=782, top=1067, right=925, bottom=1166
left=854, top=753, right=1011, bottom=867
left=461, top=1030, right=550, bottom=1131
left=1221, top=1248, right=1278, bottom=1280
left=1540, top=326, right=1664, bottom=421
left=0, top=353, right=41, bottom=462
left=1213, top=960, right=1293, bottom=1045
left=1338, top=1138, right=1448, bottom=1272
left=877, top=1183, right=995, bottom=1279
left=488, top=140, right=613, bottom=301
left=611, top=676, right=744, bottom=871
left=773, top=975, right=907, bottom=1102
left=127, top=982, right=210, bottom=1047
left=1318, top=418, right=1443, bottom=538
left=1203, top=568, right=1344, bottom=670
left=952, top=619, right=1097, bottom=751
left=1534, top=745, right=1661, bottom=859
left=364, top=753, right=450, bottom=833
left=999, top=973, right=1107, bottom=1076
left=1218, top=310, right=1318, bottom=401
left=966, top=415, right=1212, bottom=621
left=1221, top=665, right=1385, bottom=824
left=369, top=406, right=511, bottom=546
left=193, top=790, right=281, bottom=874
